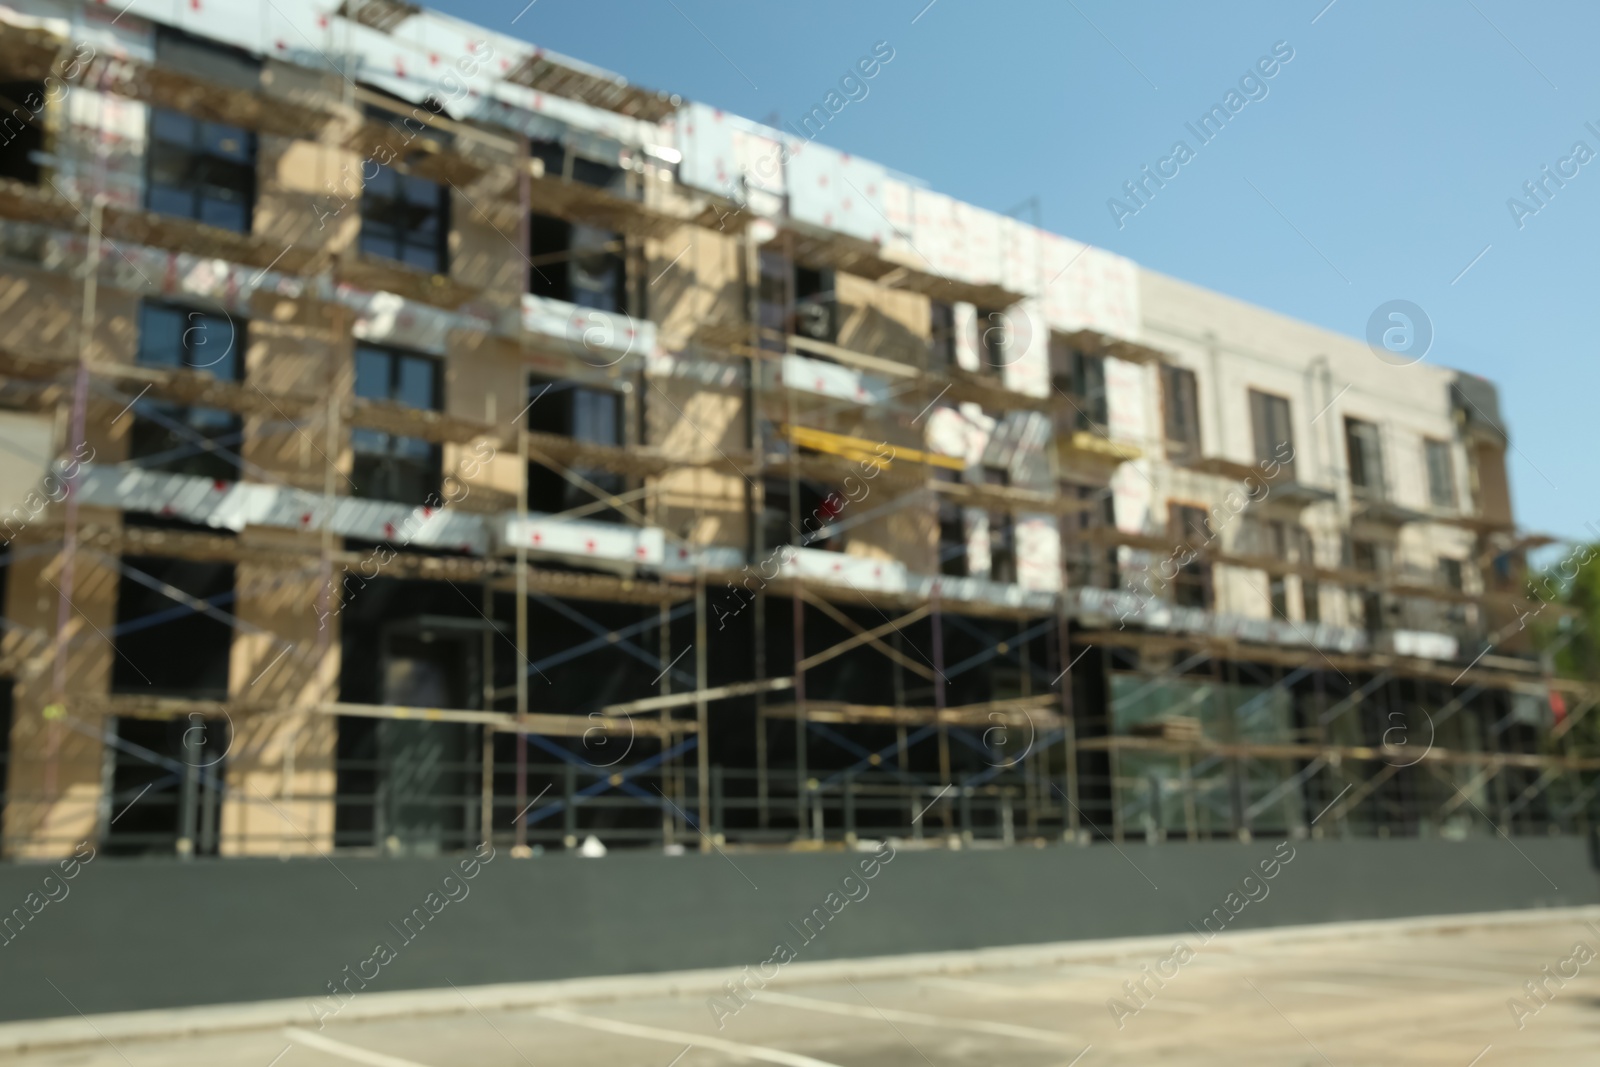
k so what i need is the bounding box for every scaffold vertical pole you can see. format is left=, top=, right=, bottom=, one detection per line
left=695, top=577, right=710, bottom=851
left=794, top=585, right=807, bottom=838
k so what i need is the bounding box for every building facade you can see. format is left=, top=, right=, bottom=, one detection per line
left=0, top=0, right=1585, bottom=860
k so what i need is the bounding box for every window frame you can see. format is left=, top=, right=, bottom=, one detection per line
left=350, top=343, right=443, bottom=506
left=0, top=80, right=46, bottom=186
left=1166, top=501, right=1213, bottom=609
left=1162, top=364, right=1201, bottom=455
left=525, top=375, right=628, bottom=522
left=358, top=162, right=451, bottom=275
left=144, top=106, right=258, bottom=234
left=1248, top=389, right=1295, bottom=480
left=1425, top=437, right=1457, bottom=510
left=129, top=300, right=246, bottom=481
left=1344, top=416, right=1386, bottom=500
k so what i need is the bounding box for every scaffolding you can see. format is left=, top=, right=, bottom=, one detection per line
left=0, top=0, right=1592, bottom=863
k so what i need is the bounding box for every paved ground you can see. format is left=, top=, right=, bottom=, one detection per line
left=6, top=912, right=1600, bottom=1066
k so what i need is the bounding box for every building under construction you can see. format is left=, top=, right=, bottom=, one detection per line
left=0, top=0, right=1589, bottom=864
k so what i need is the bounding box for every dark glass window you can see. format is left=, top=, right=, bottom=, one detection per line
left=0, top=80, right=44, bottom=185
left=528, top=215, right=624, bottom=313
left=928, top=300, right=956, bottom=372
left=113, top=555, right=233, bottom=698
left=130, top=302, right=244, bottom=481
left=794, top=266, right=836, bottom=344
left=360, top=164, right=449, bottom=274
left=146, top=108, right=256, bottom=233
left=761, top=475, right=842, bottom=552
left=1052, top=346, right=1107, bottom=432
left=351, top=345, right=441, bottom=506
left=1350, top=539, right=1385, bottom=573
left=976, top=308, right=1008, bottom=375
left=1168, top=503, right=1212, bottom=609
left=103, top=715, right=227, bottom=857
left=1063, top=483, right=1118, bottom=590
left=526, top=377, right=627, bottom=522
left=936, top=471, right=967, bottom=577
left=530, top=137, right=628, bottom=193
left=982, top=467, right=1015, bottom=584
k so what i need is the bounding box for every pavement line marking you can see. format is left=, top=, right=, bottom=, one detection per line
left=754, top=990, right=1082, bottom=1046
left=285, top=1027, right=437, bottom=1066
left=538, top=1008, right=845, bottom=1067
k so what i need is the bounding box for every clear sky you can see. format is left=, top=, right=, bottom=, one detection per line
left=429, top=0, right=1600, bottom=544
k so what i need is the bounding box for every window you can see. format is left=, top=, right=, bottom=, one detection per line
left=146, top=109, right=256, bottom=232
left=130, top=302, right=244, bottom=481
left=1425, top=438, right=1456, bottom=509
left=762, top=476, right=843, bottom=552
left=794, top=266, right=836, bottom=344
left=756, top=249, right=791, bottom=351
left=1349, top=538, right=1387, bottom=574
left=1052, top=340, right=1107, bottom=432
left=529, top=215, right=624, bottom=312
left=1171, top=503, right=1215, bottom=548
left=976, top=309, right=1008, bottom=374
left=360, top=165, right=448, bottom=273
left=0, top=81, right=45, bottom=185
left=1265, top=520, right=1289, bottom=560
left=530, top=137, right=628, bottom=193
left=1248, top=390, right=1294, bottom=480
left=1237, top=517, right=1287, bottom=560
left=104, top=716, right=227, bottom=857
left=1344, top=417, right=1385, bottom=499
left=1063, top=483, right=1119, bottom=590
left=1162, top=365, right=1201, bottom=456
left=1168, top=503, right=1212, bottom=608
left=1360, top=591, right=1384, bottom=632
left=351, top=345, right=441, bottom=506
left=983, top=467, right=1015, bottom=584
left=526, top=377, right=626, bottom=521
left=1301, top=580, right=1320, bottom=623
left=1440, top=558, right=1464, bottom=592
left=935, top=468, right=967, bottom=577
left=113, top=555, right=233, bottom=698
left=1269, top=577, right=1289, bottom=619
left=928, top=300, right=956, bottom=372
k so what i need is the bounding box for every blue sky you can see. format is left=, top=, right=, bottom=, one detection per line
left=431, top=0, right=1600, bottom=544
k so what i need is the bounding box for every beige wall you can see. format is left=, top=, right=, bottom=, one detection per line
left=221, top=527, right=340, bottom=856
left=1139, top=268, right=1491, bottom=627
left=2, top=515, right=121, bottom=858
